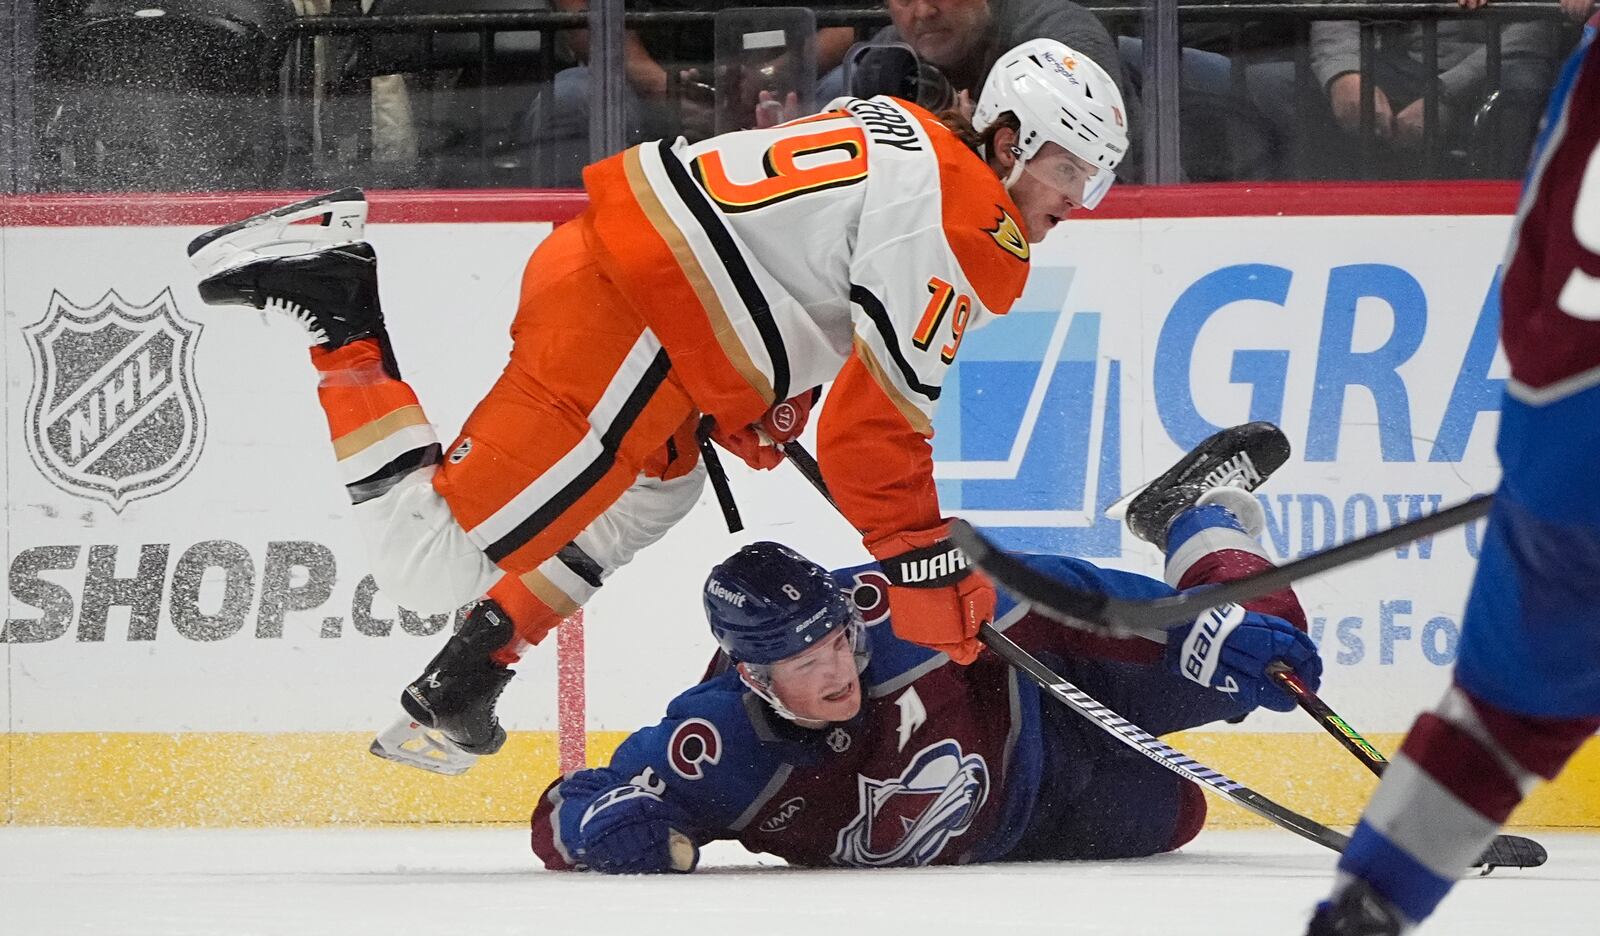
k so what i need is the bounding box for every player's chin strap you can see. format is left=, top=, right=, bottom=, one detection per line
left=1001, top=145, right=1027, bottom=190
left=737, top=665, right=829, bottom=729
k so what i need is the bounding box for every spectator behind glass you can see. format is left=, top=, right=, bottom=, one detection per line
left=1311, top=0, right=1562, bottom=176
left=529, top=1, right=856, bottom=186
left=820, top=0, right=1140, bottom=181
left=1115, top=15, right=1303, bottom=181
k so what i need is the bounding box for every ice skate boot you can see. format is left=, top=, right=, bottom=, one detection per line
left=1117, top=421, right=1290, bottom=549
left=187, top=188, right=401, bottom=378
left=1305, top=879, right=1406, bottom=936
left=371, top=600, right=517, bottom=774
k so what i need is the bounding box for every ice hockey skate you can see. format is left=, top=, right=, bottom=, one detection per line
left=370, top=600, right=517, bottom=775
left=187, top=188, right=400, bottom=377
left=1305, top=879, right=1406, bottom=936
left=1118, top=421, right=1291, bottom=548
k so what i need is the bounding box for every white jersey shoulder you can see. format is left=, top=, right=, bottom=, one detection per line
left=639, top=98, right=1019, bottom=410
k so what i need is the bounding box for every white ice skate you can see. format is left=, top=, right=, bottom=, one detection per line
left=369, top=715, right=481, bottom=777
left=187, top=187, right=368, bottom=279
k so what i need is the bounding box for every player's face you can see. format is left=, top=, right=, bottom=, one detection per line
left=886, top=0, right=991, bottom=70
left=769, top=627, right=862, bottom=723
left=1010, top=142, right=1096, bottom=241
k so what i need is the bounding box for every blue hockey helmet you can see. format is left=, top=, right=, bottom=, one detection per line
left=704, top=542, right=856, bottom=666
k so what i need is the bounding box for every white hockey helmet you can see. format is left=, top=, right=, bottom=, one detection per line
left=973, top=38, right=1129, bottom=209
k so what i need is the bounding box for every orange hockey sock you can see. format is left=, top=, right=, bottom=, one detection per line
left=311, top=339, right=424, bottom=443
left=486, top=576, right=566, bottom=664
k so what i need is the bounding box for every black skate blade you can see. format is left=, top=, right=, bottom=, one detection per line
left=1473, top=833, right=1548, bottom=874
left=186, top=187, right=367, bottom=257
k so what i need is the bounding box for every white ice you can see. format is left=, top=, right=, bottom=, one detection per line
left=2, top=827, right=1595, bottom=935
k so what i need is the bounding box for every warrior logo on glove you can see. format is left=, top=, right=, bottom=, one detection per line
left=885, top=542, right=972, bottom=587
left=768, top=399, right=803, bottom=436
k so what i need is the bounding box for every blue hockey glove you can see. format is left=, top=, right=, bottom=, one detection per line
left=1163, top=603, right=1322, bottom=712
left=578, top=784, right=697, bottom=874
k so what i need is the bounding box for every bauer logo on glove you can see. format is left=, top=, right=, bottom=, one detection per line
left=1165, top=601, right=1322, bottom=713
left=1179, top=603, right=1246, bottom=687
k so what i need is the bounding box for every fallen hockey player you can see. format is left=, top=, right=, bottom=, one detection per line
left=531, top=424, right=1323, bottom=871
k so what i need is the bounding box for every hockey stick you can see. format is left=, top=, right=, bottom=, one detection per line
left=777, top=440, right=838, bottom=511
left=979, top=620, right=1352, bottom=855
left=1268, top=665, right=1548, bottom=871
left=949, top=495, right=1494, bottom=635
left=1270, top=663, right=1389, bottom=773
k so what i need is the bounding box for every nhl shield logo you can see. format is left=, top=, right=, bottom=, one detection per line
left=24, top=288, right=206, bottom=512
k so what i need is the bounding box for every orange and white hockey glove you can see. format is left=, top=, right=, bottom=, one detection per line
left=710, top=389, right=817, bottom=471
left=871, top=522, right=994, bottom=665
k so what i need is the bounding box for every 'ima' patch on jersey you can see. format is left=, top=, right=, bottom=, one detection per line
left=986, top=209, right=1030, bottom=263
left=832, top=739, right=989, bottom=867
left=668, top=718, right=722, bottom=780
left=757, top=796, right=806, bottom=834
left=23, top=288, right=206, bottom=512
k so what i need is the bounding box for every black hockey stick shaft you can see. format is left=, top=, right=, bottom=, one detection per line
left=1267, top=665, right=1547, bottom=870
left=1270, top=663, right=1389, bottom=776
left=952, top=495, right=1495, bottom=632
left=778, top=440, right=839, bottom=511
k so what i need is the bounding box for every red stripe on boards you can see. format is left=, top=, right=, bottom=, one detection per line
left=0, top=182, right=1519, bottom=227
left=558, top=609, right=588, bottom=775
left=0, top=189, right=591, bottom=227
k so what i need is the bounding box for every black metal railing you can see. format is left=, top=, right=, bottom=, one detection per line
left=8, top=1, right=1586, bottom=194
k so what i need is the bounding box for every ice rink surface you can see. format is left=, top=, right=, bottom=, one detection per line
left=3, top=826, right=1595, bottom=935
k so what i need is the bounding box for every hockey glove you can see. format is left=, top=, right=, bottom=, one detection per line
left=578, top=784, right=698, bottom=874
left=872, top=522, right=994, bottom=665
left=1163, top=603, right=1322, bottom=712
left=710, top=389, right=818, bottom=471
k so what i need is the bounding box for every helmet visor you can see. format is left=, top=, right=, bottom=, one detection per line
left=1019, top=146, right=1117, bottom=211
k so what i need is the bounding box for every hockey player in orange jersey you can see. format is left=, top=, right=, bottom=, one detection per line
left=186, top=38, right=1129, bottom=774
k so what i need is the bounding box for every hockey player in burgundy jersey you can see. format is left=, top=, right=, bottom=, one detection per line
left=1306, top=17, right=1600, bottom=936
left=531, top=426, right=1323, bottom=873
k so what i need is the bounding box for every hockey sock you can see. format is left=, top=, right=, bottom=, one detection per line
left=1161, top=779, right=1208, bottom=852
left=1333, top=685, right=1600, bottom=926
left=485, top=575, right=566, bottom=664
left=1166, top=503, right=1307, bottom=631
left=311, top=338, right=443, bottom=505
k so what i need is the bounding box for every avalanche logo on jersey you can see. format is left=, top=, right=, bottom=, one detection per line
left=986, top=209, right=1030, bottom=263
left=847, top=570, right=892, bottom=627
left=668, top=719, right=722, bottom=780
left=832, top=739, right=989, bottom=867
left=23, top=288, right=206, bottom=512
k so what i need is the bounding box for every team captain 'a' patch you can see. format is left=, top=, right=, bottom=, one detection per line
left=986, top=209, right=1030, bottom=262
